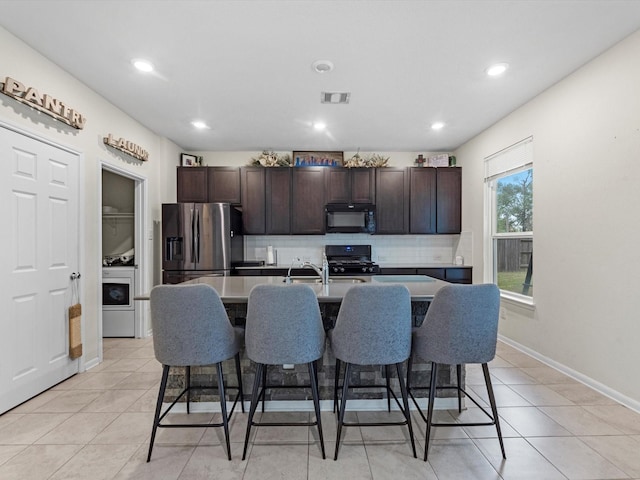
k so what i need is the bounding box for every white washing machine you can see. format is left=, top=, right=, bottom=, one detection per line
left=102, top=266, right=136, bottom=337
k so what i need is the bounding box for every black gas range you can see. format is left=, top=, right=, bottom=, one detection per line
left=325, top=244, right=380, bottom=275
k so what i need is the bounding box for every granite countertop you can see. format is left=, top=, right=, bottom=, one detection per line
left=377, top=263, right=471, bottom=269
left=234, top=263, right=471, bottom=270
left=175, top=274, right=449, bottom=303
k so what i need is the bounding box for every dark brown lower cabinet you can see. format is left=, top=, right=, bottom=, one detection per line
left=379, top=267, right=472, bottom=284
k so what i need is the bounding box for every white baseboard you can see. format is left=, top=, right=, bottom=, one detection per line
left=83, top=356, right=101, bottom=372
left=498, top=335, right=640, bottom=415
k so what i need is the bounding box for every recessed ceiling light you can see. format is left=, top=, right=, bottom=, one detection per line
left=132, top=59, right=154, bottom=73
left=191, top=121, right=209, bottom=129
left=431, top=122, right=445, bottom=130
left=313, top=122, right=326, bottom=131
left=486, top=63, right=509, bottom=76
left=312, top=60, right=334, bottom=74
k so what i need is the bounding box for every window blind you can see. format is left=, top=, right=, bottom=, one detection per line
left=484, top=136, right=533, bottom=181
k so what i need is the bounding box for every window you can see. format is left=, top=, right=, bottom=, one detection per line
left=485, top=138, right=533, bottom=301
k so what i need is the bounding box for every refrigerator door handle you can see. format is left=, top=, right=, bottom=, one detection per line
left=190, top=208, right=196, bottom=264
left=194, top=208, right=200, bottom=264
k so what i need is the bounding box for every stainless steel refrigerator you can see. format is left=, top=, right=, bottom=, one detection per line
left=162, top=203, right=243, bottom=284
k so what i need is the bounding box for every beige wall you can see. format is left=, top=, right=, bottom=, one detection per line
left=455, top=30, right=640, bottom=409
left=0, top=27, right=182, bottom=368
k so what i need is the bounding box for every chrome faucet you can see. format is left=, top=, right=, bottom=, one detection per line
left=285, top=257, right=301, bottom=284
left=302, top=254, right=330, bottom=285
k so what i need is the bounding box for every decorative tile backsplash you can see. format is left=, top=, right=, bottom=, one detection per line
left=245, top=233, right=473, bottom=267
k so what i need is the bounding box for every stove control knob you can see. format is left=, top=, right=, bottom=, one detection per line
left=361, top=266, right=367, bottom=273
left=339, top=267, right=345, bottom=273
left=368, top=266, right=374, bottom=272
left=332, top=266, right=339, bottom=273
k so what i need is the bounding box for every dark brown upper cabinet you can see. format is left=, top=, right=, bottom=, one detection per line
left=240, top=167, right=292, bottom=235
left=291, top=167, right=327, bottom=234
left=207, top=167, right=241, bottom=204
left=177, top=166, right=241, bottom=205
left=326, top=167, right=375, bottom=204
left=177, top=167, right=208, bottom=203
left=266, top=168, right=292, bottom=234
left=436, top=167, right=462, bottom=233
left=409, top=167, right=437, bottom=234
left=375, top=168, right=410, bottom=234
left=240, top=167, right=266, bottom=234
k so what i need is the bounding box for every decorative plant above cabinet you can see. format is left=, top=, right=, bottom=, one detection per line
left=249, top=151, right=291, bottom=167
left=248, top=150, right=391, bottom=168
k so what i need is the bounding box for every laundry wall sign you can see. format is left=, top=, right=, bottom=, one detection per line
left=103, top=134, right=149, bottom=161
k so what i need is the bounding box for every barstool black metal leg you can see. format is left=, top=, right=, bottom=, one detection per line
left=385, top=364, right=392, bottom=412
left=483, top=363, right=506, bottom=459
left=308, top=362, right=326, bottom=459
left=456, top=364, right=463, bottom=413
left=396, top=362, right=417, bottom=458
left=333, top=359, right=341, bottom=414
left=242, top=363, right=264, bottom=460
left=334, top=362, right=351, bottom=460
left=147, top=364, right=170, bottom=462
left=235, top=353, right=245, bottom=413
left=424, top=362, right=438, bottom=462
left=186, top=365, right=191, bottom=414
left=406, top=354, right=413, bottom=392
left=217, top=362, right=232, bottom=460
left=260, top=364, right=268, bottom=413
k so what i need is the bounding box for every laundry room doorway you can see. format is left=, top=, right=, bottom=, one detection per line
left=99, top=163, right=147, bottom=344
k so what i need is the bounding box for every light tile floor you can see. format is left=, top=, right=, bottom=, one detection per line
left=1, top=338, right=640, bottom=479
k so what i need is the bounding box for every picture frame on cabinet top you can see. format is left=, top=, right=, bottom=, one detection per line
left=292, top=151, right=343, bottom=167
left=180, top=153, right=198, bottom=166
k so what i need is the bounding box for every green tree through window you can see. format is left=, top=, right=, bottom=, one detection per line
left=496, top=169, right=533, bottom=233
left=493, top=168, right=533, bottom=297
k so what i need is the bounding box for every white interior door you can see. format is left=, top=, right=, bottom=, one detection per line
left=0, top=125, right=80, bottom=414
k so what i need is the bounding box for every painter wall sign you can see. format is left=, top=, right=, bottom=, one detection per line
left=1, top=76, right=86, bottom=129
left=103, top=134, right=149, bottom=161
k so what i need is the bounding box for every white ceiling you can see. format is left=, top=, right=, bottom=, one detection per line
left=2, top=1, right=640, bottom=152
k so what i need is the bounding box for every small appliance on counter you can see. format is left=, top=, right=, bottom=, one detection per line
left=325, top=244, right=380, bottom=275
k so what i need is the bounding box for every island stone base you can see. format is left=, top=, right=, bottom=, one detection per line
left=162, top=301, right=464, bottom=405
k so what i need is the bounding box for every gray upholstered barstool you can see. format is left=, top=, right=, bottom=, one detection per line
left=329, top=283, right=416, bottom=460
left=242, top=284, right=326, bottom=460
left=408, top=283, right=506, bottom=461
left=147, top=284, right=244, bottom=462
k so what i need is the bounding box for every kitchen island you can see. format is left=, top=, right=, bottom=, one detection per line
left=184, top=273, right=449, bottom=302
left=159, top=275, right=463, bottom=409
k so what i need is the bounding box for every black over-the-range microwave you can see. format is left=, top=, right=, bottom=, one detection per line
left=325, top=204, right=376, bottom=234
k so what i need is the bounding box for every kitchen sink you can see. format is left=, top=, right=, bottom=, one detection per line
left=283, top=277, right=366, bottom=284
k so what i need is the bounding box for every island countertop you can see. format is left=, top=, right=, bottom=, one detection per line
left=175, top=274, right=449, bottom=303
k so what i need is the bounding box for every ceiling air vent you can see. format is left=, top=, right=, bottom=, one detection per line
left=321, top=92, right=350, bottom=104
